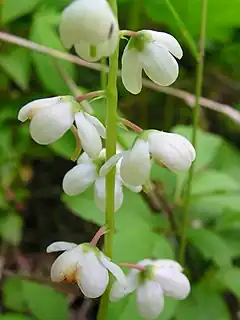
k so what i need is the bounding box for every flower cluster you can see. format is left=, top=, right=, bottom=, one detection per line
left=17, top=0, right=196, bottom=318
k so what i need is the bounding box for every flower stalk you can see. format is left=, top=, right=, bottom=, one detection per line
left=76, top=90, right=105, bottom=102
left=98, top=0, right=119, bottom=318
left=179, top=0, right=208, bottom=265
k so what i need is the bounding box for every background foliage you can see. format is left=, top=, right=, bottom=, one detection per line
left=0, top=0, right=239, bottom=319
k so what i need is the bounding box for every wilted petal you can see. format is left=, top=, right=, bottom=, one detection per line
left=75, top=112, right=102, bottom=159
left=120, top=139, right=151, bottom=186
left=122, top=45, right=142, bottom=94
left=76, top=250, right=109, bottom=298
left=137, top=280, right=164, bottom=319
left=29, top=102, right=74, bottom=144
left=140, top=42, right=179, bottom=86
left=99, top=152, right=125, bottom=177
left=154, top=269, right=190, bottom=300
left=94, top=177, right=123, bottom=212
left=100, top=254, right=126, bottom=284
left=62, top=163, right=97, bottom=195
left=50, top=245, right=83, bottom=282
left=147, top=31, right=183, bottom=59
left=148, top=131, right=196, bottom=171
left=60, top=0, right=119, bottom=47
left=46, top=241, right=77, bottom=253
left=85, top=113, right=106, bottom=138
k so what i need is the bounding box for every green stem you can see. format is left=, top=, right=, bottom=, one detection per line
left=97, top=1, right=119, bottom=319
left=128, top=0, right=141, bottom=30
left=100, top=58, right=107, bottom=89
left=179, top=0, right=207, bottom=265
left=164, top=0, right=198, bottom=60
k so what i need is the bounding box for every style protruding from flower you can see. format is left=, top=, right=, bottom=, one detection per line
left=100, top=130, right=195, bottom=188
left=46, top=232, right=126, bottom=298
left=110, top=259, right=190, bottom=319
left=122, top=30, right=183, bottom=94
left=18, top=96, right=106, bottom=159
left=60, top=0, right=119, bottom=61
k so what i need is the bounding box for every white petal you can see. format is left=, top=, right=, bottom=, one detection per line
left=76, top=250, right=109, bottom=298
left=84, top=113, right=106, bottom=138
left=148, top=131, right=196, bottom=172
left=75, top=112, right=102, bottom=159
left=110, top=268, right=138, bottom=301
left=121, top=44, right=142, bottom=94
left=77, top=152, right=91, bottom=165
left=120, top=139, right=151, bottom=186
left=153, top=259, right=183, bottom=272
left=154, top=269, right=190, bottom=300
left=18, top=97, right=60, bottom=122
left=140, top=42, right=179, bottom=86
left=60, top=0, right=119, bottom=48
left=123, top=182, right=142, bottom=193
left=46, top=241, right=77, bottom=253
left=29, top=101, right=74, bottom=145
left=99, top=152, right=125, bottom=177
left=50, top=245, right=83, bottom=282
left=94, top=177, right=123, bottom=212
left=62, top=163, right=97, bottom=196
left=100, top=254, right=126, bottom=284
left=146, top=30, right=183, bottom=59
left=137, top=280, right=164, bottom=319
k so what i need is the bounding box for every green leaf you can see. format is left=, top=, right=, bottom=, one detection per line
left=176, top=282, right=231, bottom=320
left=22, top=280, right=68, bottom=320
left=187, top=228, right=232, bottom=267
left=145, top=0, right=240, bottom=43
left=0, top=315, right=33, bottom=320
left=49, top=130, right=76, bottom=159
left=0, top=48, right=31, bottom=90
left=215, top=268, right=240, bottom=297
left=191, top=170, right=240, bottom=196
left=214, top=210, right=240, bottom=231
left=30, top=10, right=75, bottom=94
left=1, top=0, right=41, bottom=23
left=0, top=214, right=23, bottom=245
left=3, top=278, right=25, bottom=312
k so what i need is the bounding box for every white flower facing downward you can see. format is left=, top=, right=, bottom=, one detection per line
left=47, top=241, right=126, bottom=298
left=63, top=150, right=126, bottom=212
left=18, top=96, right=106, bottom=159
left=18, top=96, right=76, bottom=145
left=122, top=30, right=183, bottom=94
left=101, top=130, right=195, bottom=188
left=60, top=0, right=119, bottom=61
left=110, top=259, right=190, bottom=319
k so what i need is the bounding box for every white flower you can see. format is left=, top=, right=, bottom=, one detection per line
left=60, top=0, right=119, bottom=61
left=18, top=96, right=75, bottom=145
left=148, top=131, right=196, bottom=172
left=46, top=241, right=126, bottom=298
left=110, top=259, right=190, bottom=319
left=100, top=139, right=151, bottom=187
left=122, top=30, right=183, bottom=94
left=62, top=151, right=124, bottom=212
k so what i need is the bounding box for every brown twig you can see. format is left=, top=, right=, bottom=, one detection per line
left=1, top=31, right=240, bottom=125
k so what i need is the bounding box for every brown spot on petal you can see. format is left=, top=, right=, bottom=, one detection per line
left=64, top=269, right=78, bottom=283
left=108, top=23, right=114, bottom=39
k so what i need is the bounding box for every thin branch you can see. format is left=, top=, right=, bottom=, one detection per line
left=1, top=31, right=239, bottom=125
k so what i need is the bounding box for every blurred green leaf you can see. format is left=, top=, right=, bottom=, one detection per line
left=0, top=315, right=33, bottom=320
left=30, top=9, right=75, bottom=94
left=49, top=130, right=75, bottom=159
left=176, top=282, right=231, bottom=320
left=191, top=170, right=240, bottom=196
left=22, top=281, right=68, bottom=320
left=0, top=214, right=23, bottom=245
left=3, top=278, right=25, bottom=312
left=0, top=48, right=31, bottom=90
left=214, top=210, right=240, bottom=231
left=215, top=267, right=240, bottom=297
left=1, top=0, right=41, bottom=23
left=187, top=228, right=232, bottom=267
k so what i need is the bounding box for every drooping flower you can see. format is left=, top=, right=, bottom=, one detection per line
left=18, top=96, right=76, bottom=145
left=18, top=97, right=106, bottom=159
left=100, top=130, right=195, bottom=187
left=110, top=259, right=190, bottom=319
left=122, top=30, right=183, bottom=94
left=60, top=0, right=119, bottom=61
left=47, top=241, right=126, bottom=298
